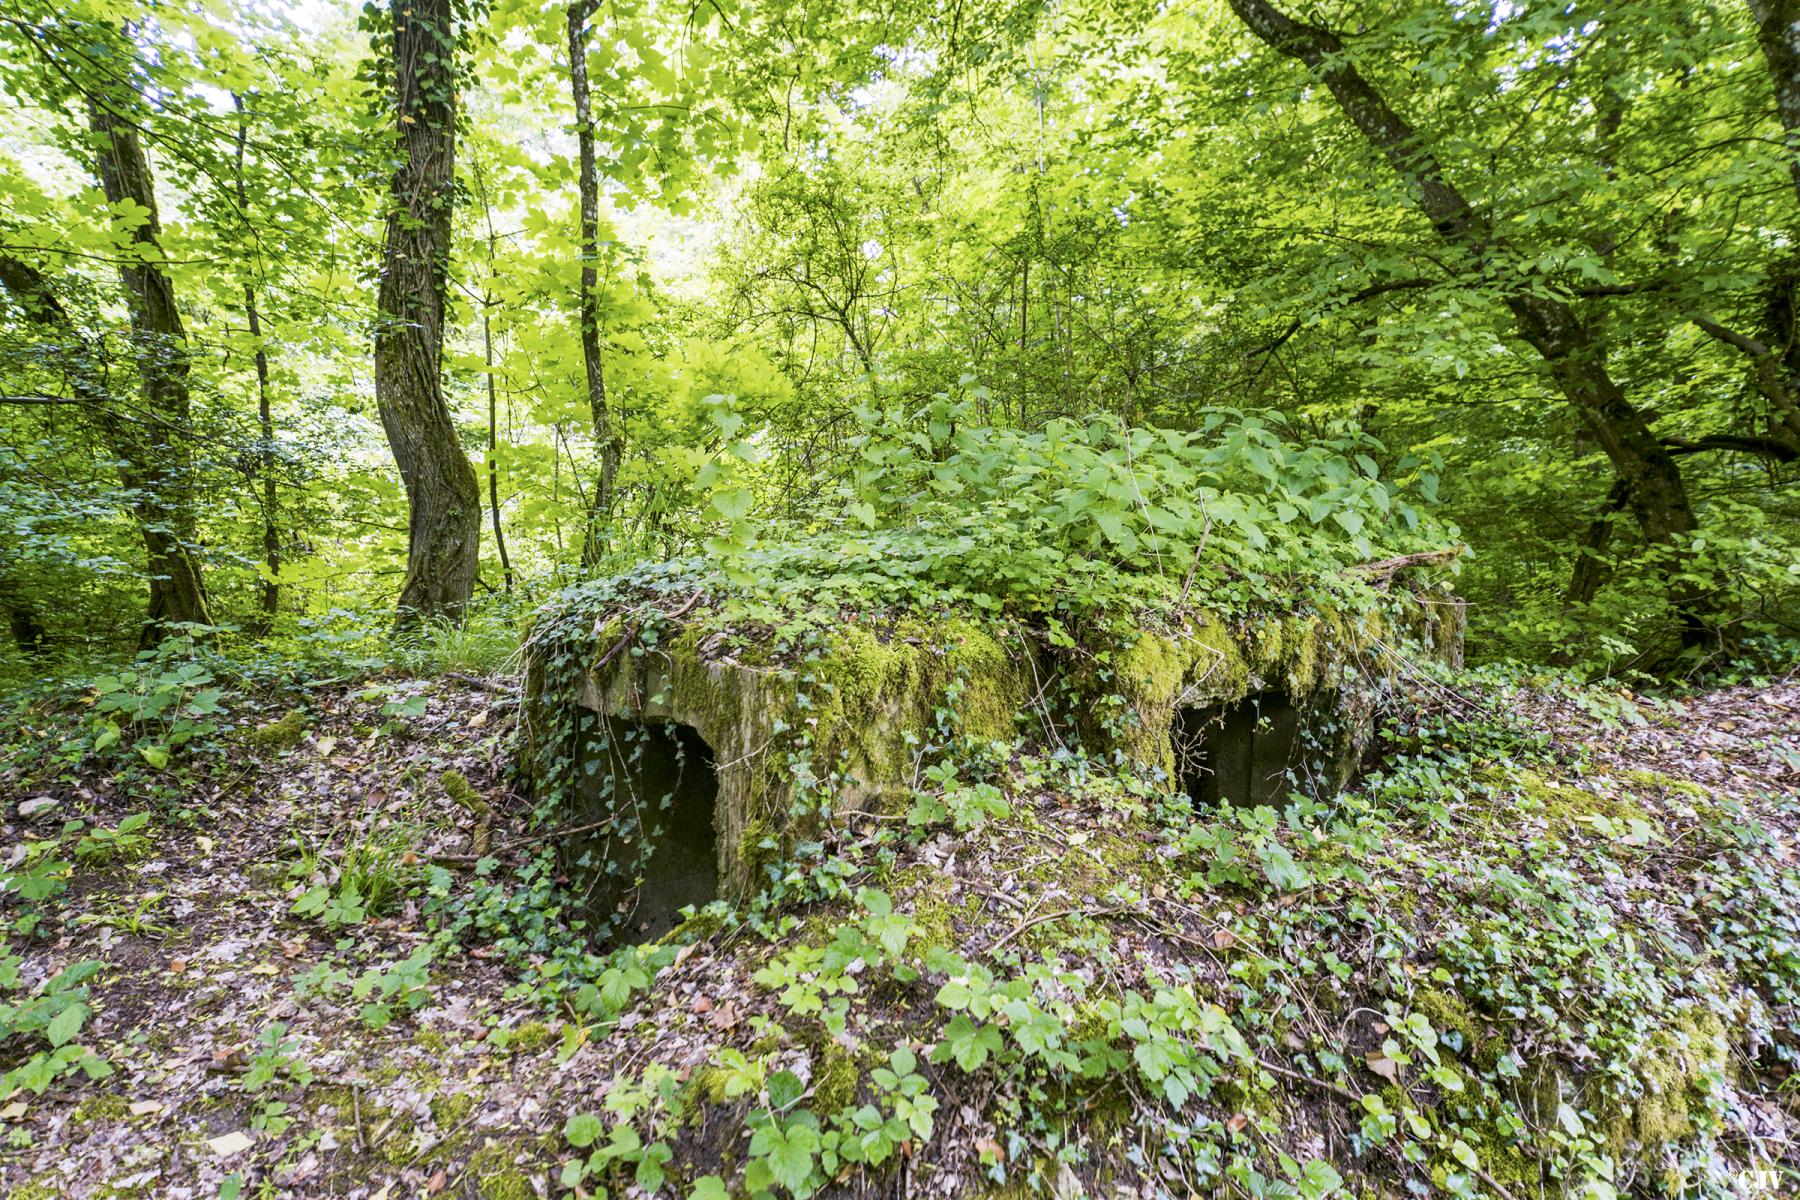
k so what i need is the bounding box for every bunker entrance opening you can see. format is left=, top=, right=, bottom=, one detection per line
left=1176, top=691, right=1307, bottom=808
left=573, top=716, right=719, bottom=942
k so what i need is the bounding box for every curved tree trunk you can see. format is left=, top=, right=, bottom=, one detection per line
left=87, top=92, right=214, bottom=639
left=375, top=0, right=481, bottom=624
left=1227, top=0, right=1717, bottom=648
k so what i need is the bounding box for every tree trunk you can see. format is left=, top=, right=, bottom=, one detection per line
left=374, top=0, right=481, bottom=625
left=1227, top=0, right=1717, bottom=648
left=1749, top=0, right=1800, bottom=201
left=482, top=310, right=515, bottom=593
left=234, top=94, right=281, bottom=628
left=1743, top=1, right=1800, bottom=429
left=569, top=0, right=620, bottom=570
left=468, top=159, right=515, bottom=594
left=6, top=598, right=47, bottom=656
left=87, top=91, right=213, bottom=638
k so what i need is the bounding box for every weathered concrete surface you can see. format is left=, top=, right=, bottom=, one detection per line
left=529, top=585, right=1463, bottom=935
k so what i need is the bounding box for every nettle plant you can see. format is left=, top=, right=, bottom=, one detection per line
left=818, top=397, right=1448, bottom=614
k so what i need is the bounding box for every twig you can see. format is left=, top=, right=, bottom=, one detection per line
left=990, top=904, right=1129, bottom=953
left=445, top=672, right=514, bottom=695
left=394, top=1105, right=482, bottom=1170
left=427, top=816, right=620, bottom=865
left=1177, top=517, right=1212, bottom=608
left=1343, top=545, right=1464, bottom=587
left=1254, top=1055, right=1360, bottom=1103
left=591, top=589, right=705, bottom=675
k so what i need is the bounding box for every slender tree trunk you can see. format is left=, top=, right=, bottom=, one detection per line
left=245, top=288, right=279, bottom=621
left=1549, top=480, right=1630, bottom=666
left=1227, top=0, right=1715, bottom=647
left=233, top=95, right=281, bottom=628
left=87, top=92, right=213, bottom=639
left=482, top=312, right=514, bottom=593
left=468, top=160, right=514, bottom=593
left=569, top=0, right=620, bottom=570
left=374, top=0, right=481, bottom=625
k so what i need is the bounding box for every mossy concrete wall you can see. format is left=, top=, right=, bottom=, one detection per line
left=532, top=587, right=1462, bottom=921
left=566, top=616, right=1033, bottom=901
left=1086, top=595, right=1463, bottom=794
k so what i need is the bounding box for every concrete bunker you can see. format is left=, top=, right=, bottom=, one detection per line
left=571, top=715, right=720, bottom=940
left=1174, top=691, right=1313, bottom=807
left=525, top=578, right=1464, bottom=941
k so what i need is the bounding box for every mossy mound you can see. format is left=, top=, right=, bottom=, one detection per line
left=602, top=671, right=1796, bottom=1200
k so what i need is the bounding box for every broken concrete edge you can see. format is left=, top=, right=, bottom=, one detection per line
left=521, top=575, right=1465, bottom=930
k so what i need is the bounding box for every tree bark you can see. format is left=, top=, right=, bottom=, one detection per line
left=87, top=90, right=214, bottom=638
left=1227, top=0, right=1715, bottom=647
left=1742, top=2, right=1800, bottom=434
left=569, top=0, right=621, bottom=570
left=1749, top=0, right=1800, bottom=200
left=374, top=0, right=481, bottom=625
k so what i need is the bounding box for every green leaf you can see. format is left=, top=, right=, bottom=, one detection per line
left=767, top=1068, right=806, bottom=1111
left=563, top=1112, right=604, bottom=1148
left=761, top=1122, right=820, bottom=1194
left=45, top=1002, right=86, bottom=1048
left=688, top=1176, right=729, bottom=1200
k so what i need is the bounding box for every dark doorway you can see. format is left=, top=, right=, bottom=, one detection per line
left=570, top=716, right=719, bottom=941
left=1175, top=692, right=1304, bottom=807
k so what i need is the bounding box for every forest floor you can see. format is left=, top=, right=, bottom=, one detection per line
left=2, top=665, right=1798, bottom=1199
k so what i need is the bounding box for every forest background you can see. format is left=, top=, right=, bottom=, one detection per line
left=2, top=0, right=1799, bottom=678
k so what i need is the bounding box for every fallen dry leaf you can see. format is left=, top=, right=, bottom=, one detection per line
left=207, top=1130, right=253, bottom=1157
left=129, top=1100, right=163, bottom=1117
left=1364, top=1053, right=1399, bottom=1083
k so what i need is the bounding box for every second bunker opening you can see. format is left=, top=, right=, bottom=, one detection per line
left=1175, top=690, right=1310, bottom=808
left=568, top=715, right=720, bottom=941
